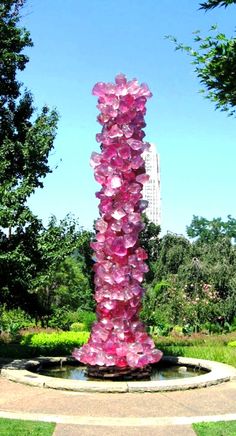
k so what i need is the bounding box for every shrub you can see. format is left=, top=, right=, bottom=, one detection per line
left=47, top=308, right=80, bottom=330
left=0, top=307, right=34, bottom=336
left=76, top=311, right=96, bottom=331
left=70, top=322, right=86, bottom=332
left=231, top=317, right=236, bottom=331
left=48, top=308, right=96, bottom=331
left=228, top=341, right=236, bottom=347
left=20, top=331, right=89, bottom=356
left=171, top=325, right=184, bottom=336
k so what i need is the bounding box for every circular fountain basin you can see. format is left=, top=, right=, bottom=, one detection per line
left=1, top=356, right=236, bottom=393
left=36, top=361, right=206, bottom=381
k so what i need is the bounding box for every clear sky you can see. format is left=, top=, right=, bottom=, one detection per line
left=20, top=0, right=236, bottom=236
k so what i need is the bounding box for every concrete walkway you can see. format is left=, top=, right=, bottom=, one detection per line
left=0, top=376, right=236, bottom=435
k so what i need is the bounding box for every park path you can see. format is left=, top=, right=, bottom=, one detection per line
left=0, top=376, right=236, bottom=435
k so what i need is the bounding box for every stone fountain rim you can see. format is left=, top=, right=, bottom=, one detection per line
left=1, top=355, right=236, bottom=393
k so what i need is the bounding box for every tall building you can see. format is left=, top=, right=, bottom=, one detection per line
left=142, top=143, right=161, bottom=226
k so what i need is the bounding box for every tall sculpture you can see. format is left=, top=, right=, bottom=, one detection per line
left=73, top=74, right=162, bottom=377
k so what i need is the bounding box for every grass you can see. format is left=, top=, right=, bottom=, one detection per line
left=160, top=344, right=236, bottom=367
left=193, top=420, right=236, bottom=435
left=154, top=332, right=236, bottom=368
left=0, top=418, right=55, bottom=436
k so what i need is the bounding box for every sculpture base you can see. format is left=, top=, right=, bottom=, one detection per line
left=87, top=364, right=151, bottom=381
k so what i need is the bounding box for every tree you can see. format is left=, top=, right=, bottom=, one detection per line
left=0, top=216, right=43, bottom=310
left=30, top=216, right=94, bottom=325
left=140, top=214, right=161, bottom=282
left=74, top=228, right=95, bottom=290
left=153, top=232, right=191, bottom=279
left=186, top=216, right=236, bottom=301
left=0, top=0, right=58, bottom=231
left=0, top=0, right=58, bottom=307
left=169, top=0, right=236, bottom=115
left=50, top=257, right=93, bottom=312
left=141, top=217, right=236, bottom=330
left=187, top=215, right=236, bottom=242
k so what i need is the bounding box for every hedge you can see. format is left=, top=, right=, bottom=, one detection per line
left=20, top=331, right=90, bottom=355
left=0, top=331, right=89, bottom=358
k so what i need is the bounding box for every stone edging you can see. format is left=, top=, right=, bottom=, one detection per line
left=1, top=356, right=236, bottom=393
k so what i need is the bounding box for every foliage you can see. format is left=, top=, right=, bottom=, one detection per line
left=140, top=214, right=161, bottom=281
left=49, top=258, right=92, bottom=310
left=0, top=1, right=96, bottom=326
left=154, top=331, right=236, bottom=346
left=47, top=308, right=80, bottom=330
left=168, top=1, right=236, bottom=115
left=0, top=6, right=155, bottom=367
left=70, top=322, right=86, bottom=332
left=153, top=233, right=191, bottom=278
left=0, top=0, right=58, bottom=222
left=0, top=306, right=33, bottom=335
left=47, top=308, right=96, bottom=331
left=0, top=328, right=90, bottom=358
left=228, top=341, right=236, bottom=347
left=93, top=214, right=160, bottom=287
left=187, top=215, right=236, bottom=243
left=20, top=331, right=89, bottom=355
left=0, top=0, right=59, bottom=311
left=29, top=216, right=94, bottom=324
left=76, top=310, right=96, bottom=330
left=0, top=418, right=55, bottom=436
left=193, top=420, right=236, bottom=436
left=145, top=215, right=236, bottom=331
left=73, top=229, right=94, bottom=290
left=1, top=329, right=236, bottom=366
left=141, top=280, right=173, bottom=331
left=200, top=0, right=236, bottom=9
left=154, top=332, right=236, bottom=367
left=0, top=213, right=94, bottom=325
left=49, top=309, right=96, bottom=332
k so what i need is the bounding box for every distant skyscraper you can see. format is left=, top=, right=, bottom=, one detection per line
left=143, top=143, right=161, bottom=226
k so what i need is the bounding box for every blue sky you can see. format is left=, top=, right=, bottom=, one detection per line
left=20, top=0, right=236, bottom=236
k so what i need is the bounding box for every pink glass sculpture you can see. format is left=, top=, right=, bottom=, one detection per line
left=73, top=74, right=162, bottom=370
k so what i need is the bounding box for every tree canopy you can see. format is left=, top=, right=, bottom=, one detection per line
left=142, top=215, right=236, bottom=332
left=0, top=1, right=95, bottom=325
left=0, top=0, right=59, bottom=312
left=186, top=215, right=236, bottom=243
left=29, top=216, right=94, bottom=323
left=0, top=0, right=58, bottom=233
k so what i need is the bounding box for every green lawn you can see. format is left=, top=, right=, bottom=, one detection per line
left=0, top=418, right=55, bottom=436
left=193, top=420, right=236, bottom=435
left=155, top=332, right=236, bottom=368
left=1, top=418, right=235, bottom=436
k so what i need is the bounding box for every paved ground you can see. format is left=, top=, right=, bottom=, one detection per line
left=0, top=376, right=236, bottom=435
left=53, top=424, right=196, bottom=435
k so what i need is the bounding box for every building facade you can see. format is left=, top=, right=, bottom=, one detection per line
left=143, top=143, right=161, bottom=226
